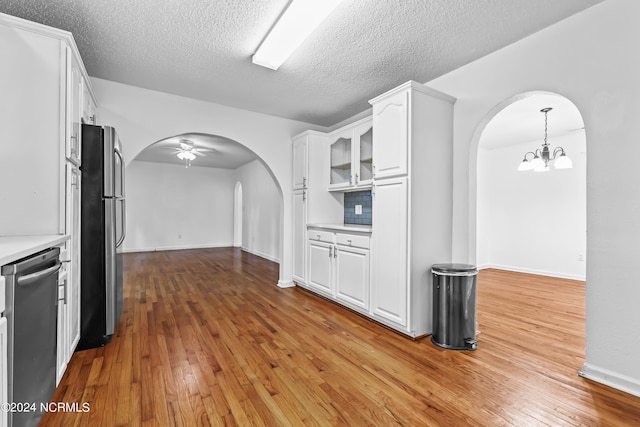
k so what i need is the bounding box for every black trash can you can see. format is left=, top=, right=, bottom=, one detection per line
left=431, top=263, right=478, bottom=350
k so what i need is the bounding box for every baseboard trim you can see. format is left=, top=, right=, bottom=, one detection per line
left=123, top=243, right=230, bottom=253
left=479, top=264, right=585, bottom=281
left=579, top=363, right=640, bottom=397
left=241, top=246, right=280, bottom=264
left=277, top=280, right=294, bottom=288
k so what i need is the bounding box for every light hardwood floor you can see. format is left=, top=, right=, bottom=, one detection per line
left=42, top=248, right=640, bottom=426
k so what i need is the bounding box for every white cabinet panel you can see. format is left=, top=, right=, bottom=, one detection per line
left=292, top=135, right=308, bottom=190
left=307, top=240, right=333, bottom=296
left=292, top=190, right=307, bottom=284
left=56, top=269, right=68, bottom=385
left=0, top=317, right=7, bottom=427
left=335, top=245, right=370, bottom=311
left=371, top=177, right=408, bottom=327
left=371, top=90, right=408, bottom=179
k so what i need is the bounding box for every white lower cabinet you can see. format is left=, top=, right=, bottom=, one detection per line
left=307, top=239, right=333, bottom=296
left=56, top=267, right=68, bottom=384
left=292, top=190, right=307, bottom=284
left=306, top=228, right=371, bottom=314
left=335, top=244, right=370, bottom=311
left=0, top=316, right=7, bottom=427
left=371, top=177, right=408, bottom=329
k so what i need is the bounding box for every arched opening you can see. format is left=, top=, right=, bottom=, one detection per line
left=233, top=181, right=243, bottom=248
left=475, top=92, right=586, bottom=280
left=124, top=132, right=282, bottom=271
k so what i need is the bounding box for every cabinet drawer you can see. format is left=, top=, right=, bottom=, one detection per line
left=308, top=230, right=334, bottom=244
left=336, top=233, right=370, bottom=249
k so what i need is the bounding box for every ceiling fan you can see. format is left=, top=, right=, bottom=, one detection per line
left=167, top=139, right=214, bottom=167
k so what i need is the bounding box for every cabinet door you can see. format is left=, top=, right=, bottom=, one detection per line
left=335, top=245, right=370, bottom=311
left=292, top=136, right=308, bottom=190
left=307, top=240, right=333, bottom=296
left=82, top=77, right=97, bottom=124
left=355, top=121, right=373, bottom=187
left=0, top=317, right=7, bottom=427
left=371, top=177, right=408, bottom=328
left=372, top=90, right=408, bottom=179
left=64, top=164, right=81, bottom=354
left=56, top=270, right=68, bottom=385
left=66, top=49, right=82, bottom=164
left=292, top=190, right=307, bottom=283
left=328, top=128, right=353, bottom=190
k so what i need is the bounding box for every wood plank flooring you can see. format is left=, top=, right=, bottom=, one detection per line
left=41, top=248, right=640, bottom=426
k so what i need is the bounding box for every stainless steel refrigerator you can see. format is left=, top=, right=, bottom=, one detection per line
left=78, top=124, right=125, bottom=350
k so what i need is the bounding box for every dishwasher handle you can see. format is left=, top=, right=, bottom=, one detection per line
left=17, top=262, right=62, bottom=287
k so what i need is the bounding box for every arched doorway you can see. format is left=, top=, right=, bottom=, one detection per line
left=475, top=91, right=586, bottom=280
left=125, top=132, right=282, bottom=270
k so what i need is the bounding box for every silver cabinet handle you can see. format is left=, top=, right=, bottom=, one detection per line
left=372, top=164, right=376, bottom=179
left=303, top=177, right=307, bottom=187
left=347, top=239, right=352, bottom=245
left=316, top=234, right=321, bottom=239
left=333, top=245, right=337, bottom=258
left=355, top=173, right=359, bottom=183
left=302, top=190, right=306, bottom=201
left=329, top=246, right=333, bottom=258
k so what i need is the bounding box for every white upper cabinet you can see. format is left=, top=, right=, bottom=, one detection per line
left=82, top=77, right=97, bottom=125
left=328, top=117, right=373, bottom=191
left=66, top=50, right=83, bottom=165
left=0, top=14, right=97, bottom=236
left=371, top=89, right=408, bottom=180
left=329, top=128, right=352, bottom=189
left=292, top=133, right=309, bottom=190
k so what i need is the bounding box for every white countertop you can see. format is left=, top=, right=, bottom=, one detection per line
left=307, top=223, right=372, bottom=233
left=0, top=235, right=70, bottom=266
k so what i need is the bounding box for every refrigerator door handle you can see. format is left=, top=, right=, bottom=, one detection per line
left=114, top=149, right=125, bottom=198
left=116, top=198, right=126, bottom=248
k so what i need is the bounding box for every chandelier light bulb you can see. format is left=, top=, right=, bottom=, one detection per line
left=517, top=107, right=572, bottom=173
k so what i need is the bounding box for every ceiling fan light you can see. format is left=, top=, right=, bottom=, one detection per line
left=554, top=153, right=573, bottom=169
left=177, top=151, right=196, bottom=161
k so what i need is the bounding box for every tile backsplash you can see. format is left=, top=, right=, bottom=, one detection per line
left=344, top=190, right=372, bottom=225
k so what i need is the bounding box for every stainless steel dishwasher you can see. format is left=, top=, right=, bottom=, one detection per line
left=2, top=247, right=61, bottom=427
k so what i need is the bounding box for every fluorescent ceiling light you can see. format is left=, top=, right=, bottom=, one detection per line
left=252, top=0, right=344, bottom=70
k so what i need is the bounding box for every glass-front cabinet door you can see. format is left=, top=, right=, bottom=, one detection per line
left=328, top=117, right=373, bottom=191
left=357, top=124, right=373, bottom=186
left=330, top=132, right=352, bottom=189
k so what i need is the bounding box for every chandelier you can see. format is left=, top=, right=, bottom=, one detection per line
left=517, top=107, right=573, bottom=172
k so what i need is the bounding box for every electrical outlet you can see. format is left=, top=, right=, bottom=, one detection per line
left=355, top=205, right=362, bottom=215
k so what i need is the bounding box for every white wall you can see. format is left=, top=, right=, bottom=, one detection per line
left=234, top=159, right=282, bottom=262
left=477, top=132, right=587, bottom=280
left=124, top=161, right=235, bottom=252
left=428, top=0, right=640, bottom=396
left=91, top=78, right=325, bottom=286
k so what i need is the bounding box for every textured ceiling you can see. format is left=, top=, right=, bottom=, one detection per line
left=0, top=0, right=605, bottom=128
